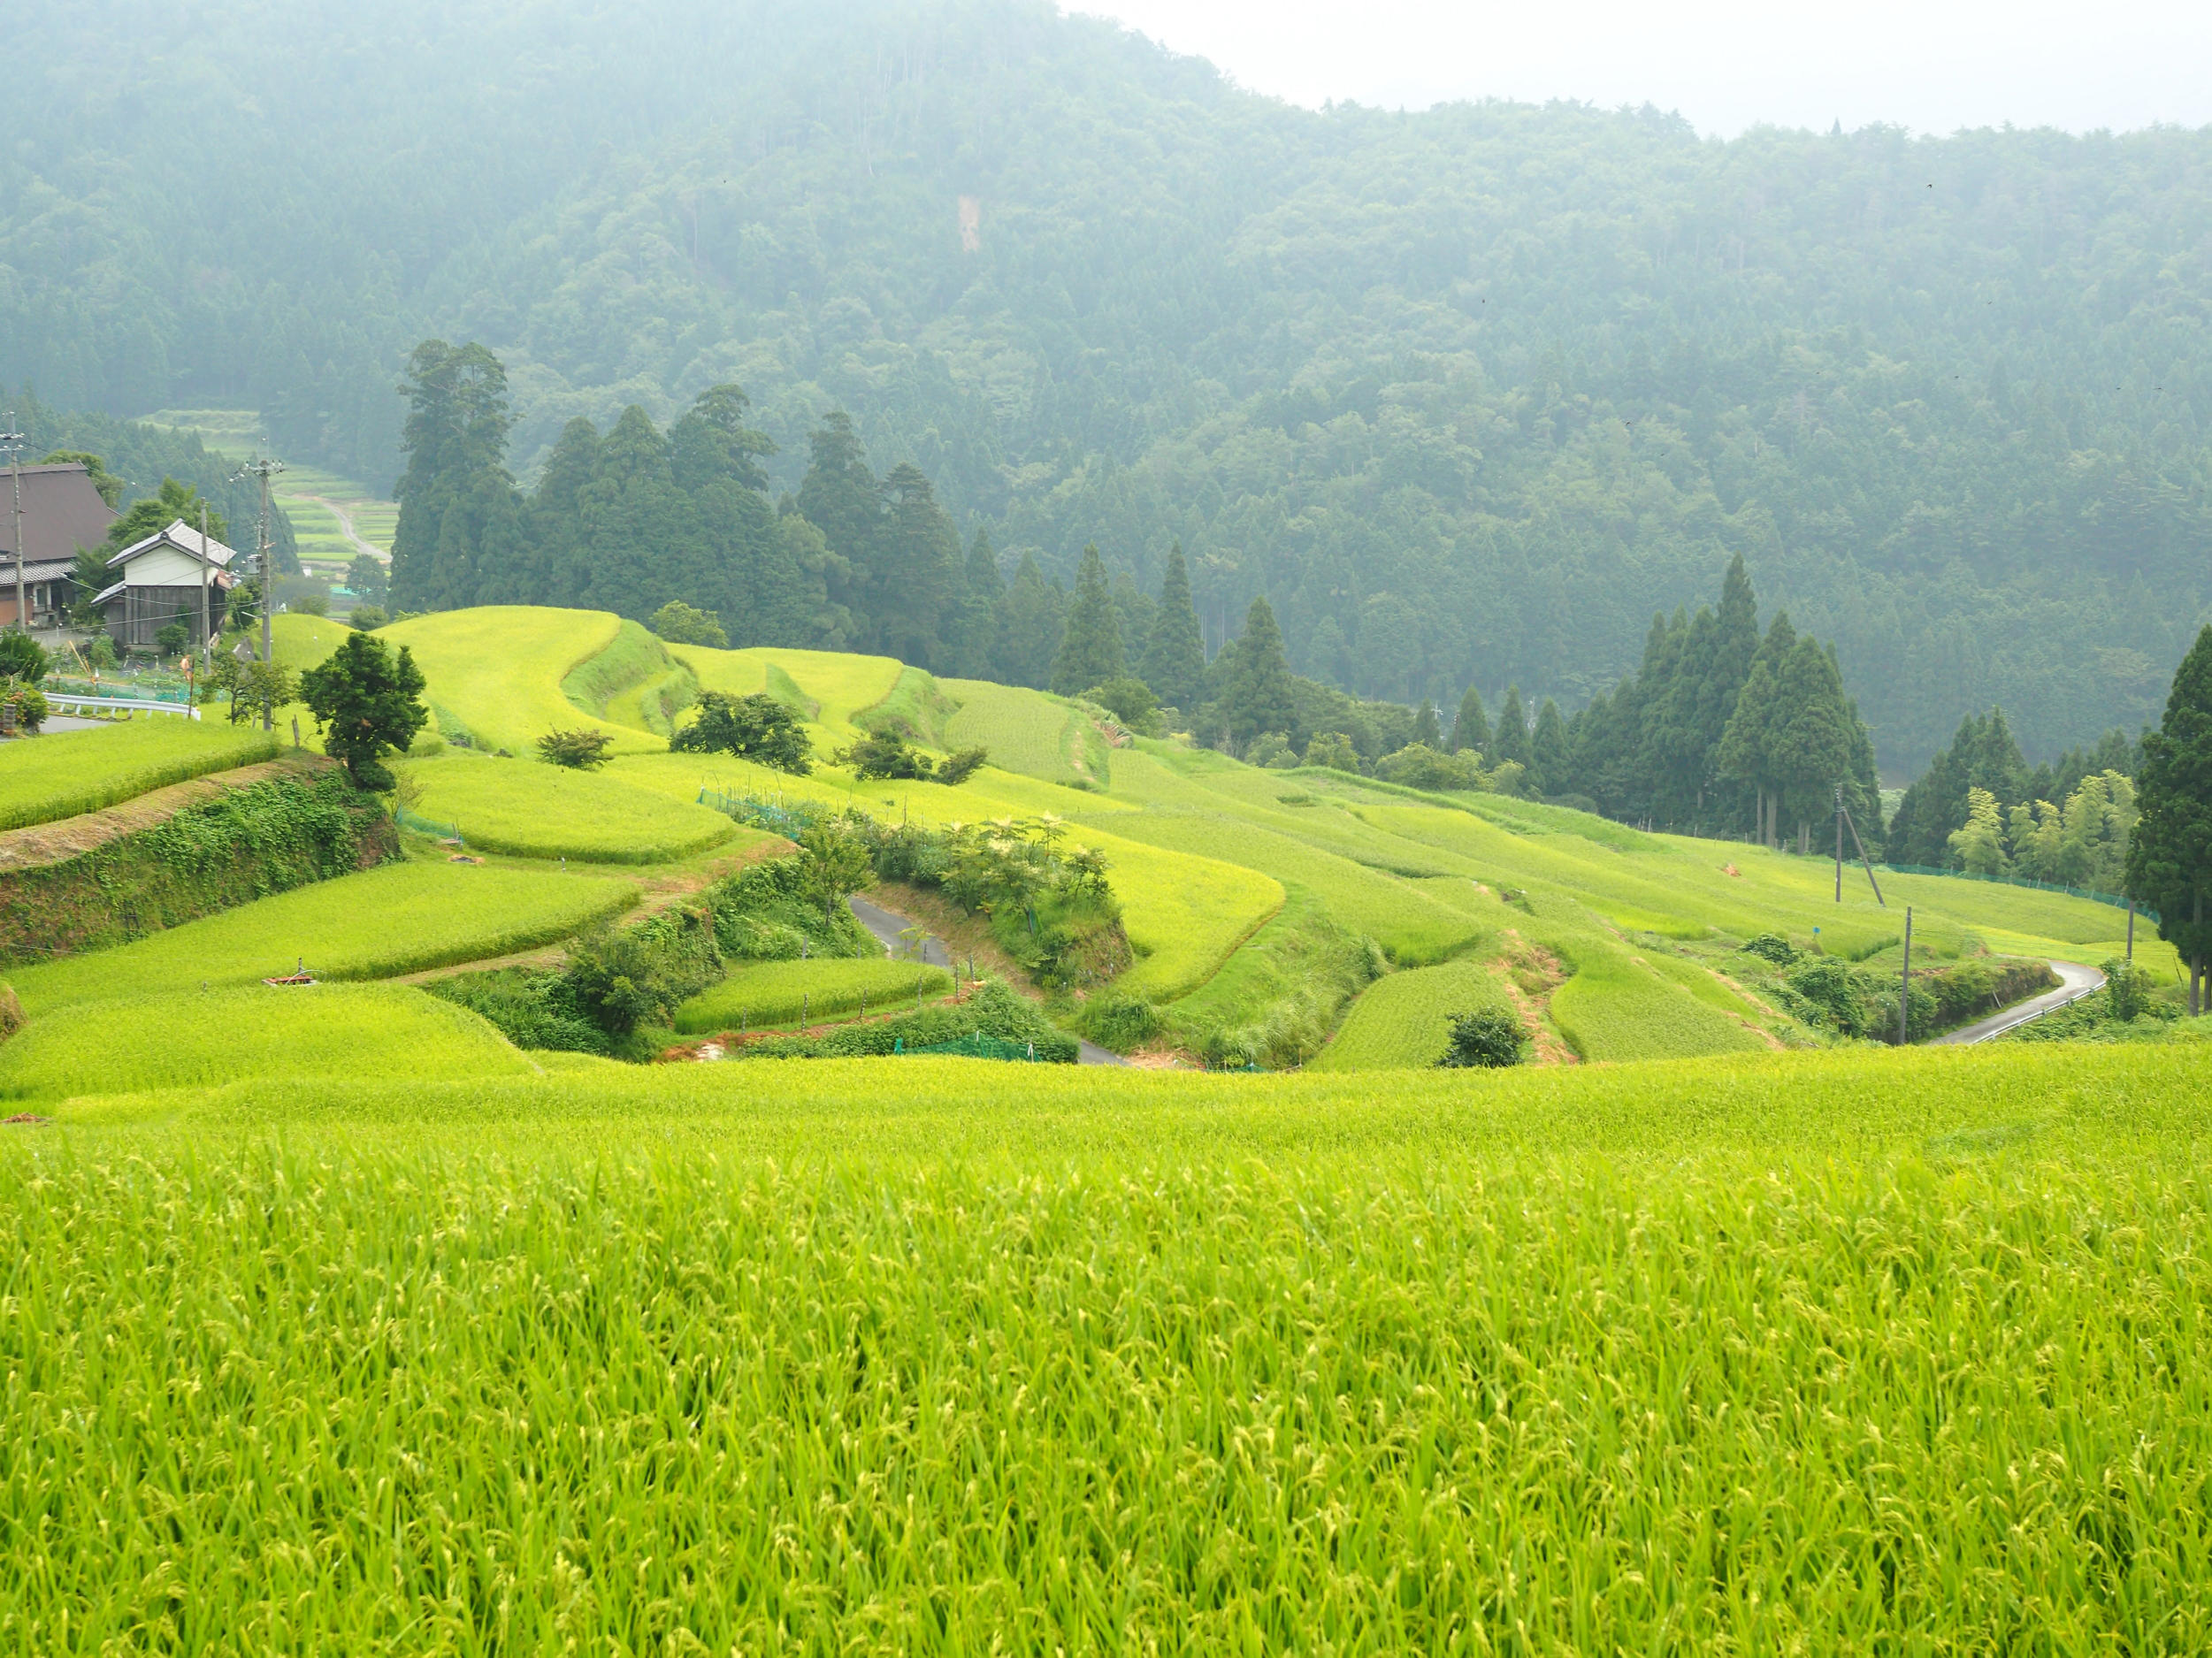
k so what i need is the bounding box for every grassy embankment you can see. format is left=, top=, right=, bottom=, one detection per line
left=4, top=1040, right=2208, bottom=1647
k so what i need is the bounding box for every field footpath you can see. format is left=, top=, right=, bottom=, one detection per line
left=0, top=753, right=333, bottom=875
left=1934, top=959, right=2104, bottom=1045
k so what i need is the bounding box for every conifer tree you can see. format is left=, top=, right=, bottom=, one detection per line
left=1052, top=544, right=1125, bottom=695
left=1221, top=596, right=1296, bottom=749
left=2126, top=623, right=2212, bottom=1014
left=1450, top=685, right=1491, bottom=756
left=390, top=340, right=523, bottom=612
left=1718, top=612, right=1797, bottom=845
left=1768, top=636, right=1860, bottom=852
left=1411, top=700, right=1442, bottom=748
left=1492, top=685, right=1532, bottom=768
left=946, top=530, right=1004, bottom=679
left=880, top=462, right=963, bottom=669
left=1531, top=698, right=1569, bottom=797
left=797, top=411, right=884, bottom=643
left=994, top=552, right=1063, bottom=690
left=1143, top=541, right=1206, bottom=713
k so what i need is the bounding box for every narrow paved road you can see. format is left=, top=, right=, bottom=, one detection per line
left=846, top=893, right=1127, bottom=1066
left=1932, top=959, right=2104, bottom=1045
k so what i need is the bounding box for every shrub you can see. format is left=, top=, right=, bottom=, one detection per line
left=1244, top=731, right=1296, bottom=768
left=1437, top=1007, right=1527, bottom=1067
left=650, top=600, right=729, bottom=648
left=2, top=679, right=49, bottom=734
left=0, top=631, right=50, bottom=683
left=2105, top=956, right=2150, bottom=1022
left=1304, top=731, right=1361, bottom=772
left=155, top=620, right=189, bottom=656
left=87, top=635, right=117, bottom=669
left=1078, top=993, right=1163, bottom=1051
left=561, top=906, right=723, bottom=1036
left=1741, top=933, right=1800, bottom=966
left=1086, top=676, right=1160, bottom=734
left=537, top=729, right=616, bottom=770
left=348, top=605, right=388, bottom=631
left=1375, top=743, right=1482, bottom=792
left=295, top=592, right=331, bottom=618
left=936, top=745, right=989, bottom=785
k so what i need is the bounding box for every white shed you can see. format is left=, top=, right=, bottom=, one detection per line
left=96, top=521, right=241, bottom=650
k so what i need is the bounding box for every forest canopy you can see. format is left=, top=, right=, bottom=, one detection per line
left=6, top=0, right=2212, bottom=768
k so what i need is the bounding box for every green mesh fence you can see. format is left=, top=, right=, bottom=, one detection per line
left=896, top=1033, right=1045, bottom=1062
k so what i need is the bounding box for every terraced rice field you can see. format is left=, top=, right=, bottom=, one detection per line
left=673, top=958, right=953, bottom=1032
left=5, top=860, right=637, bottom=1012
left=0, top=983, right=534, bottom=1102
left=394, top=753, right=746, bottom=863
left=381, top=608, right=660, bottom=757
left=940, top=679, right=1106, bottom=786
left=1314, top=957, right=1519, bottom=1069
left=0, top=721, right=279, bottom=831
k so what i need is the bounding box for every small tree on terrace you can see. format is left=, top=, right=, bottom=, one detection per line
left=649, top=600, right=728, bottom=647
left=300, top=630, right=429, bottom=789
left=671, top=691, right=813, bottom=773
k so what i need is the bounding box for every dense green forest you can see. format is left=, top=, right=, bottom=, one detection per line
left=7, top=0, right=2210, bottom=768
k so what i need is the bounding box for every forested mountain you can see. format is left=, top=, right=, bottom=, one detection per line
left=8, top=0, right=2212, bottom=768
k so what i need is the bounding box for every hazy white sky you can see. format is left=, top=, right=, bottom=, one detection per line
left=1074, top=0, right=2212, bottom=137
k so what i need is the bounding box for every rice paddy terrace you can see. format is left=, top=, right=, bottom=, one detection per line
left=3, top=605, right=2205, bottom=1648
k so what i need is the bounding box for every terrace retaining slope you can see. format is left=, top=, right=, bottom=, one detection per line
left=0, top=753, right=332, bottom=875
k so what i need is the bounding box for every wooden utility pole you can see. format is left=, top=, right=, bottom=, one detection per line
left=1898, top=905, right=1913, bottom=1045
left=1, top=412, right=24, bottom=636
left=232, top=456, right=284, bottom=729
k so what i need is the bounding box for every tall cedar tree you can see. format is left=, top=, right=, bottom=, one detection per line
left=948, top=530, right=1004, bottom=679
left=796, top=412, right=884, bottom=645
left=1531, top=699, right=1570, bottom=796
left=2125, top=623, right=2212, bottom=1013
left=1143, top=542, right=1206, bottom=713
left=1718, top=612, right=1797, bottom=844
left=1221, top=597, right=1297, bottom=748
left=1767, top=638, right=1862, bottom=850
left=1052, top=544, right=1123, bottom=695
left=1411, top=701, right=1442, bottom=748
left=880, top=462, right=963, bottom=669
left=1492, top=686, right=1532, bottom=768
left=994, top=552, right=1063, bottom=689
left=389, top=340, right=524, bottom=613
left=1450, top=686, right=1490, bottom=756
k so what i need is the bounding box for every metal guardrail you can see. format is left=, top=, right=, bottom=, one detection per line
left=39, top=693, right=201, bottom=720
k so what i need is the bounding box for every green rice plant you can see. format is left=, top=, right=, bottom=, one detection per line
left=941, top=678, right=1103, bottom=785
left=560, top=618, right=675, bottom=717
left=1094, top=810, right=1483, bottom=966
left=1161, top=887, right=1378, bottom=1068
left=7, top=1043, right=2212, bottom=1648
left=673, top=957, right=953, bottom=1033
left=670, top=643, right=905, bottom=749
left=1313, top=957, right=1519, bottom=1070
left=0, top=982, right=533, bottom=1100
left=0, top=720, right=279, bottom=830
left=394, top=753, right=746, bottom=863
left=1547, top=926, right=1771, bottom=1061
left=6, top=860, right=638, bottom=1012
left=379, top=607, right=660, bottom=757
left=854, top=665, right=958, bottom=746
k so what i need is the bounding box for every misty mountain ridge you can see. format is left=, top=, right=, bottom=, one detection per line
left=5, top=0, right=2210, bottom=769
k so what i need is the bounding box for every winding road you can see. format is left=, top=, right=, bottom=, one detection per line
left=845, top=893, right=1127, bottom=1066
left=1932, top=959, right=2105, bottom=1045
